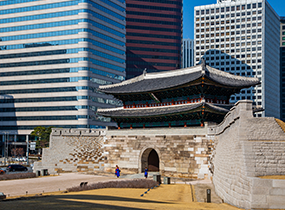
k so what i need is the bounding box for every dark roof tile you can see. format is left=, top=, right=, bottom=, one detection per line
left=99, top=64, right=260, bottom=94
left=97, top=102, right=231, bottom=118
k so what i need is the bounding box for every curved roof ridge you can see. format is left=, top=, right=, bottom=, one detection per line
left=100, top=65, right=203, bottom=90
left=206, top=65, right=260, bottom=82
left=98, top=65, right=260, bottom=94
left=99, top=74, right=145, bottom=90
left=145, top=65, right=202, bottom=79
left=97, top=106, right=124, bottom=112
left=97, top=101, right=204, bottom=113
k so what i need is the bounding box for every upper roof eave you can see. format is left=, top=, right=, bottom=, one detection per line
left=99, top=64, right=260, bottom=94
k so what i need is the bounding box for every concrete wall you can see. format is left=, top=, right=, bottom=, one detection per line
left=209, top=100, right=285, bottom=209
left=34, top=129, right=106, bottom=174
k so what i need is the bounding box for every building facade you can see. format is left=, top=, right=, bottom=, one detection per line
left=280, top=17, right=285, bottom=121
left=0, top=0, right=125, bottom=156
left=182, top=39, right=194, bottom=68
left=194, top=0, right=280, bottom=118
left=125, top=0, right=182, bottom=79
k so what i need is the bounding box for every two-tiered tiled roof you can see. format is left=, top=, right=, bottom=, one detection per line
left=97, top=63, right=261, bottom=128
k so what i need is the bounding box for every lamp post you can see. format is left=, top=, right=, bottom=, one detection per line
left=2, top=131, right=9, bottom=165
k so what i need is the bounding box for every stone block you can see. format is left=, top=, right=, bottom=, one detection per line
left=51, top=129, right=61, bottom=136
left=267, top=195, right=285, bottom=208
left=250, top=178, right=272, bottom=196
left=273, top=180, right=285, bottom=188
left=81, top=129, right=101, bottom=136
left=270, top=188, right=285, bottom=196
left=250, top=194, right=268, bottom=205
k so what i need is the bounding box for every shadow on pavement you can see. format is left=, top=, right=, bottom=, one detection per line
left=54, top=194, right=168, bottom=204
left=1, top=193, right=169, bottom=210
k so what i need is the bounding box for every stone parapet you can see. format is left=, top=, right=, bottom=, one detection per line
left=208, top=100, right=253, bottom=136
left=51, top=128, right=104, bottom=137
left=107, top=125, right=208, bottom=136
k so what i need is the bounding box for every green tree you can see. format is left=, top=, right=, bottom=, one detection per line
left=30, top=126, right=53, bottom=150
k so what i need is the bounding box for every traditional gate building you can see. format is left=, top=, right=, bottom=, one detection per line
left=98, top=60, right=259, bottom=128
left=95, top=61, right=260, bottom=177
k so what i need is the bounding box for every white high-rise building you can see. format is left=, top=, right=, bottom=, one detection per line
left=194, top=0, right=280, bottom=118
left=182, top=39, right=194, bottom=68
left=0, top=0, right=126, bottom=155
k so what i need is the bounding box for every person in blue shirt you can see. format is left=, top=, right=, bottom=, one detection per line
left=115, top=165, right=120, bottom=178
left=144, top=167, right=148, bottom=179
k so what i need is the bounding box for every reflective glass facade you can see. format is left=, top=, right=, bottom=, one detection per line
left=280, top=17, right=285, bottom=121
left=182, top=39, right=194, bottom=68
left=0, top=0, right=126, bottom=151
left=125, top=0, right=182, bottom=79
left=194, top=0, right=280, bottom=118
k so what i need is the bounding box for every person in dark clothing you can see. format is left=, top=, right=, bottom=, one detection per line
left=115, top=165, right=120, bottom=178
left=144, top=167, right=148, bottom=178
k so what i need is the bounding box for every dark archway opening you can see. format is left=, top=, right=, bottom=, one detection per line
left=148, top=149, right=159, bottom=171
left=141, top=148, right=160, bottom=172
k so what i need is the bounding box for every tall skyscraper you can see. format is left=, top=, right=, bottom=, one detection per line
left=0, top=0, right=126, bottom=155
left=194, top=0, right=280, bottom=118
left=280, top=16, right=285, bottom=121
left=182, top=39, right=194, bottom=68
left=125, top=0, right=182, bottom=79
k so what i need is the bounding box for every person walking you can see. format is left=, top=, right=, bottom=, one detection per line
left=115, top=165, right=120, bottom=178
left=144, top=167, right=148, bottom=179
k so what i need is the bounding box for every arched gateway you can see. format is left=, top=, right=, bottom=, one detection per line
left=141, top=148, right=159, bottom=172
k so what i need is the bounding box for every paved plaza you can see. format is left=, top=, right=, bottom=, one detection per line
left=0, top=173, right=117, bottom=197
left=0, top=181, right=242, bottom=210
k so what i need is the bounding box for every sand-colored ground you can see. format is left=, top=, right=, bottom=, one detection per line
left=0, top=184, right=243, bottom=210
left=258, top=175, right=285, bottom=179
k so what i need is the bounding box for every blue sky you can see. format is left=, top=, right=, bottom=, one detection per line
left=183, top=0, right=285, bottom=39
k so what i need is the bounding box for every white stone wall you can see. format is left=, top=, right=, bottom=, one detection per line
left=36, top=126, right=213, bottom=179
left=210, top=100, right=285, bottom=209
left=34, top=128, right=106, bottom=174
left=103, top=132, right=211, bottom=179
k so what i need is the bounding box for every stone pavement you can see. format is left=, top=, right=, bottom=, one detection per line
left=1, top=172, right=222, bottom=204
left=0, top=173, right=118, bottom=197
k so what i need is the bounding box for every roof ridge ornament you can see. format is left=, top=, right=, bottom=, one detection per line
left=143, top=68, right=147, bottom=76
left=201, top=57, right=206, bottom=75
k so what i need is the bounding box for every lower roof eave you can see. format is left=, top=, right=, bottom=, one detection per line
left=97, top=102, right=231, bottom=118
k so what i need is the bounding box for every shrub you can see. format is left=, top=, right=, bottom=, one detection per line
left=0, top=172, right=36, bottom=181
left=67, top=179, right=158, bottom=192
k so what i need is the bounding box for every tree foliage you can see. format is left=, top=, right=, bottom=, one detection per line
left=30, top=126, right=53, bottom=149
left=11, top=148, right=24, bottom=157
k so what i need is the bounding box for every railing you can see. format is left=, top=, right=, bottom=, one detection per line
left=124, top=98, right=227, bottom=109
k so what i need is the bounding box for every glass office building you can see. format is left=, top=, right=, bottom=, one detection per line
left=281, top=17, right=285, bottom=121
left=0, top=0, right=126, bottom=155
left=182, top=39, right=194, bottom=68
left=125, top=0, right=182, bottom=79
left=194, top=0, right=280, bottom=118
